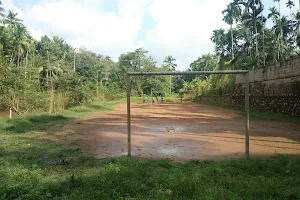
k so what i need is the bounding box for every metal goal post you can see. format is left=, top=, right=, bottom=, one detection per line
left=126, top=70, right=250, bottom=157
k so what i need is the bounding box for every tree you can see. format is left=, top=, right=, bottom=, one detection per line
left=12, top=24, right=31, bottom=68
left=273, top=0, right=283, bottom=58
left=287, top=0, right=295, bottom=19
left=0, top=1, right=5, bottom=19
left=190, top=54, right=218, bottom=72
left=274, top=0, right=281, bottom=15
left=211, top=29, right=226, bottom=54
left=163, top=56, right=177, bottom=94
left=286, top=0, right=295, bottom=47
left=241, top=0, right=265, bottom=62
left=222, top=1, right=241, bottom=60
left=275, top=16, right=293, bottom=59
left=4, top=10, right=23, bottom=27
left=268, top=7, right=280, bottom=59
left=295, top=11, right=300, bottom=47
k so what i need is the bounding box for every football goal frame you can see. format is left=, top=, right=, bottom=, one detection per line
left=126, top=70, right=250, bottom=157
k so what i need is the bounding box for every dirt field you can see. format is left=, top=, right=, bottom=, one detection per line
left=62, top=103, right=300, bottom=160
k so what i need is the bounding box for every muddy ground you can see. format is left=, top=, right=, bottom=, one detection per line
left=60, top=103, right=300, bottom=160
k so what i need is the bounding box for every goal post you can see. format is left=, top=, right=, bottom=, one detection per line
left=126, top=70, right=250, bottom=158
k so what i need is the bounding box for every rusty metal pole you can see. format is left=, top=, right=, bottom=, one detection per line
left=127, top=74, right=131, bottom=157
left=245, top=72, right=250, bottom=157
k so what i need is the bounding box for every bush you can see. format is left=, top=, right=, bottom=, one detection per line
left=69, top=106, right=93, bottom=113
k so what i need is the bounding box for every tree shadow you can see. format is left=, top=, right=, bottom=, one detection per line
left=2, top=138, right=300, bottom=200
left=2, top=114, right=71, bottom=134
left=86, top=104, right=113, bottom=111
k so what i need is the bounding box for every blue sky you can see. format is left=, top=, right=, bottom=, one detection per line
left=5, top=0, right=299, bottom=70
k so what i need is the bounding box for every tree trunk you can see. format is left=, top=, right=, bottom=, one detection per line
left=279, top=2, right=283, bottom=59
left=170, top=75, right=172, bottom=94
left=17, top=51, right=20, bottom=68
left=10, top=52, right=14, bottom=63
left=230, top=24, right=234, bottom=60
left=96, top=76, right=99, bottom=100
left=290, top=9, right=296, bottom=50
left=230, top=24, right=235, bottom=69
left=49, top=80, right=54, bottom=114
left=262, top=12, right=265, bottom=66
left=73, top=51, right=76, bottom=72
left=255, top=20, right=258, bottom=57
left=277, top=35, right=280, bottom=60
left=25, top=51, right=28, bottom=65
left=262, top=26, right=265, bottom=66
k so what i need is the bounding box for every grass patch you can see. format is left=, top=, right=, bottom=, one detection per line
left=0, top=102, right=116, bottom=134
left=1, top=99, right=300, bottom=199
left=165, top=94, right=182, bottom=103
left=69, top=106, right=93, bottom=113
left=1, top=131, right=300, bottom=200
left=2, top=114, right=69, bottom=133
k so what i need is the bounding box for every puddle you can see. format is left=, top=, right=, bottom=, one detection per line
left=157, top=148, right=179, bottom=155
left=154, top=125, right=187, bottom=133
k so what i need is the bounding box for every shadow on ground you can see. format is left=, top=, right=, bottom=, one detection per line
left=1, top=114, right=71, bottom=134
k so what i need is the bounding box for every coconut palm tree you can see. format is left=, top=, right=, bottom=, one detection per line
left=4, top=10, right=23, bottom=27
left=12, top=24, right=30, bottom=68
left=268, top=7, right=280, bottom=24
left=275, top=16, right=293, bottom=59
left=273, top=0, right=283, bottom=58
left=295, top=11, right=300, bottom=48
left=0, top=1, right=5, bottom=19
left=268, top=7, right=281, bottom=59
left=241, top=0, right=264, bottom=60
left=274, top=0, right=281, bottom=15
left=261, top=12, right=266, bottom=66
left=287, top=0, right=295, bottom=19
left=222, top=1, right=241, bottom=60
left=286, top=0, right=295, bottom=47
left=211, top=29, right=228, bottom=54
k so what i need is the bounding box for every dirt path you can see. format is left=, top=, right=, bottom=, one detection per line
left=61, top=103, right=300, bottom=160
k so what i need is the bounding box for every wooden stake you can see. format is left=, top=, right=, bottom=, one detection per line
left=127, top=74, right=131, bottom=157
left=245, top=72, right=250, bottom=157
left=9, top=107, right=12, bottom=119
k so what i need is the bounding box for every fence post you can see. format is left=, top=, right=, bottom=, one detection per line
left=245, top=72, right=250, bottom=157
left=127, top=74, right=131, bottom=157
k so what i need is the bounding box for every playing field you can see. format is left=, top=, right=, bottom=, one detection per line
left=64, top=102, right=300, bottom=160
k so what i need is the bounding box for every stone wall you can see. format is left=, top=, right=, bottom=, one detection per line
left=197, top=57, right=300, bottom=117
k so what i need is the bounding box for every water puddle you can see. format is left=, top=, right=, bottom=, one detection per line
left=154, top=125, right=187, bottom=133
left=157, top=148, right=179, bottom=155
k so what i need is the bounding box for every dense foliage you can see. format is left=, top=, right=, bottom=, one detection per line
left=212, top=0, right=300, bottom=69
left=185, top=0, right=300, bottom=97
left=2, top=0, right=299, bottom=112
left=0, top=2, right=178, bottom=114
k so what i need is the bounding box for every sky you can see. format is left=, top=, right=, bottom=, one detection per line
left=2, top=0, right=299, bottom=70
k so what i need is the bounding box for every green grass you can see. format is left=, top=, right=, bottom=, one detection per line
left=1, top=100, right=300, bottom=199
left=196, top=102, right=300, bottom=123
left=0, top=103, right=115, bottom=134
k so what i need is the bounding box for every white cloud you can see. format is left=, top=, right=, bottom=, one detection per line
left=142, top=0, right=232, bottom=69
left=3, top=0, right=149, bottom=60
